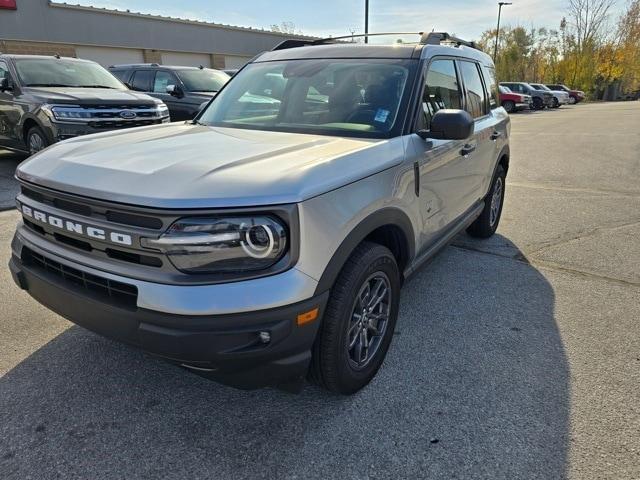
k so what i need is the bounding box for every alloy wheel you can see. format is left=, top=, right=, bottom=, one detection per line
left=347, top=272, right=392, bottom=370
left=28, top=132, right=46, bottom=155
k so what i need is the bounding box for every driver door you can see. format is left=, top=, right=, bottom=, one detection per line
left=0, top=60, right=22, bottom=150
left=406, top=58, right=478, bottom=249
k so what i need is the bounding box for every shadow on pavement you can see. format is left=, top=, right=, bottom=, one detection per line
left=0, top=236, right=569, bottom=479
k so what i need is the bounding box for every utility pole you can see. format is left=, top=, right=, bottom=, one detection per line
left=364, top=0, right=369, bottom=44
left=494, top=2, right=512, bottom=62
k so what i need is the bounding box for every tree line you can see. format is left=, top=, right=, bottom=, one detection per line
left=477, top=0, right=640, bottom=100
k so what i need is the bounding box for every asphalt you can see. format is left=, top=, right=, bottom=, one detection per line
left=0, top=102, right=639, bottom=479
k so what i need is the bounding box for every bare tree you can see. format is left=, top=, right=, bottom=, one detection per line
left=566, top=0, right=616, bottom=82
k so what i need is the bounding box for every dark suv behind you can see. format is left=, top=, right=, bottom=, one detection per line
left=109, top=64, right=230, bottom=121
left=500, top=82, right=554, bottom=110
left=0, top=54, right=170, bottom=156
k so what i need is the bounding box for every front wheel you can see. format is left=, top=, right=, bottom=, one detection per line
left=533, top=98, right=544, bottom=110
left=568, top=96, right=577, bottom=105
left=309, top=242, right=400, bottom=394
left=553, top=98, right=560, bottom=108
left=26, top=125, right=49, bottom=156
left=466, top=165, right=506, bottom=238
left=502, top=100, right=515, bottom=113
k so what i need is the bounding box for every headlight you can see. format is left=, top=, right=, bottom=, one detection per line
left=43, top=104, right=92, bottom=122
left=141, top=216, right=288, bottom=273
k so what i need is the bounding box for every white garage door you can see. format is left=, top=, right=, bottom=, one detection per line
left=161, top=52, right=211, bottom=68
left=224, top=55, right=251, bottom=69
left=75, top=46, right=144, bottom=67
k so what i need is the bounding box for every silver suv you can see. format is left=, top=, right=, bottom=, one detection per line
left=9, top=33, right=510, bottom=394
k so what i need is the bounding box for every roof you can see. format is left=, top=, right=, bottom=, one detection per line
left=108, top=64, right=225, bottom=71
left=50, top=2, right=317, bottom=40
left=1, top=54, right=93, bottom=62
left=256, top=43, right=494, bottom=65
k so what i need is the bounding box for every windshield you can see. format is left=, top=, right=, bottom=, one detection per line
left=179, top=69, right=230, bottom=92
left=499, top=86, right=512, bottom=93
left=198, top=59, right=414, bottom=138
left=532, top=84, right=551, bottom=91
left=15, top=58, right=124, bottom=89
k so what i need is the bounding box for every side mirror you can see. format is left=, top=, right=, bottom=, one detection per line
left=0, top=77, right=13, bottom=93
left=166, top=84, right=183, bottom=97
left=417, top=109, right=474, bottom=141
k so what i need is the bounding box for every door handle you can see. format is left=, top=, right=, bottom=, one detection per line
left=461, top=144, right=476, bottom=156
left=490, top=131, right=502, bottom=141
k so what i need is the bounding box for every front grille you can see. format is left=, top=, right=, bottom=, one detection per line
left=20, top=186, right=164, bottom=230
left=88, top=119, right=160, bottom=129
left=23, top=247, right=138, bottom=308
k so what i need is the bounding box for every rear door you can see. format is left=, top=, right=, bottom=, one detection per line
left=457, top=59, right=497, bottom=202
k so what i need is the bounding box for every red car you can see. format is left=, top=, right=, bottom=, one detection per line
left=499, top=85, right=532, bottom=113
left=546, top=84, right=585, bottom=104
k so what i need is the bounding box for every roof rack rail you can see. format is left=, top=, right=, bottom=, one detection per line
left=272, top=31, right=480, bottom=51
left=421, top=32, right=479, bottom=50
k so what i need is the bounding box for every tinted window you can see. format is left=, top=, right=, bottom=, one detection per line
left=178, top=69, right=229, bottom=92
left=459, top=61, right=486, bottom=118
left=130, top=70, right=153, bottom=91
left=109, top=69, right=129, bottom=82
left=14, top=58, right=124, bottom=89
left=199, top=59, right=412, bottom=139
left=422, top=59, right=462, bottom=129
left=153, top=71, right=177, bottom=93
left=482, top=65, right=498, bottom=109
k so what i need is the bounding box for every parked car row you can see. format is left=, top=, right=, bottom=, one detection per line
left=498, top=81, right=585, bottom=113
left=0, top=54, right=232, bottom=155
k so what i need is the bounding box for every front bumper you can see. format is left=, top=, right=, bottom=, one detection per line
left=9, top=232, right=329, bottom=390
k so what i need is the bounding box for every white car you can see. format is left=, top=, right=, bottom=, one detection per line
left=530, top=83, right=570, bottom=108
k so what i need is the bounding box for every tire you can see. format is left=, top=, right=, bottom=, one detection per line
left=553, top=98, right=560, bottom=108
left=309, top=242, right=401, bottom=394
left=503, top=100, right=515, bottom=113
left=466, top=165, right=506, bottom=238
left=26, top=125, right=49, bottom=156
left=533, top=97, right=544, bottom=110
left=568, top=96, right=577, bottom=105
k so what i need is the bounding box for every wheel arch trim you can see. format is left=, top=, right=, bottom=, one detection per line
left=313, top=207, right=416, bottom=294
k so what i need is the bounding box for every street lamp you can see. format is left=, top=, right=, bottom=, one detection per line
left=494, top=2, right=512, bottom=62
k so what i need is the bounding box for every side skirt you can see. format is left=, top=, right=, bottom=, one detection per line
left=403, top=201, right=484, bottom=279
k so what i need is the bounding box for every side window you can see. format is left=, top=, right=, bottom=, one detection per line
left=0, top=61, right=10, bottom=82
left=109, top=69, right=128, bottom=82
left=421, top=59, right=462, bottom=129
left=153, top=71, right=177, bottom=93
left=482, top=65, right=499, bottom=110
left=130, top=70, right=153, bottom=92
left=458, top=61, right=487, bottom=118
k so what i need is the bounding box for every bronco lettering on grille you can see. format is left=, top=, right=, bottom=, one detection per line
left=20, top=203, right=133, bottom=246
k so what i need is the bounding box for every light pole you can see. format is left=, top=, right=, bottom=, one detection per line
left=364, top=0, right=369, bottom=43
left=493, top=2, right=512, bottom=62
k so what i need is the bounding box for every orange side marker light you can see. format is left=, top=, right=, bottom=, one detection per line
left=297, top=307, right=319, bottom=326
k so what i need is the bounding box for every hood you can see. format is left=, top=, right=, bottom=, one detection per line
left=17, top=123, right=404, bottom=208
left=23, top=87, right=158, bottom=105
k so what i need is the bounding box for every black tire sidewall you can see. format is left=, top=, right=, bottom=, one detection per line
left=27, top=126, right=48, bottom=154
left=503, top=100, right=515, bottom=113
left=312, top=243, right=401, bottom=394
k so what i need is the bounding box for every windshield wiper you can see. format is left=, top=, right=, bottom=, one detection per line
left=79, top=85, right=118, bottom=89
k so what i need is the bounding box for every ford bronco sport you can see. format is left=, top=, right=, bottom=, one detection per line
left=9, top=32, right=510, bottom=394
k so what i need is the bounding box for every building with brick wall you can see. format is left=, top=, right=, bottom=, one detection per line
left=0, top=0, right=311, bottom=69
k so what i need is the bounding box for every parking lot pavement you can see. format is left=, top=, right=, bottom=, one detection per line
left=0, top=102, right=639, bottom=479
left=0, top=150, right=24, bottom=211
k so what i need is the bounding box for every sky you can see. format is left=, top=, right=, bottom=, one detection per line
left=77, top=0, right=626, bottom=41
